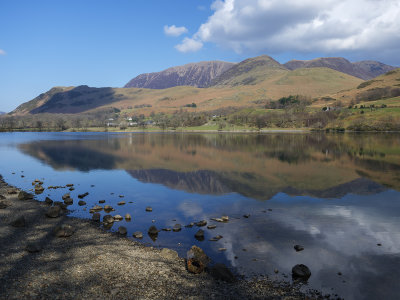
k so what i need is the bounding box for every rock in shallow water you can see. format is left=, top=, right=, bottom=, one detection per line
left=186, top=245, right=210, bottom=274
left=125, top=213, right=131, bottom=221
left=194, top=229, right=204, bottom=240
left=133, top=231, right=143, bottom=239
left=118, top=226, right=127, bottom=235
left=45, top=197, right=53, bottom=205
left=172, top=224, right=181, bottom=232
left=294, top=245, right=304, bottom=252
left=103, top=215, right=115, bottom=224
left=145, top=207, right=153, bottom=212
left=78, top=200, right=86, bottom=206
left=292, top=264, right=311, bottom=281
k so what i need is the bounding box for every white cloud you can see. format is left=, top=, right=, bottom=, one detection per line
left=164, top=25, right=188, bottom=37
left=180, top=0, right=400, bottom=57
left=175, top=37, right=204, bottom=53
left=0, top=49, right=6, bottom=55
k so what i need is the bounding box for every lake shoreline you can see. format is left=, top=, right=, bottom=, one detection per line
left=0, top=175, right=318, bottom=299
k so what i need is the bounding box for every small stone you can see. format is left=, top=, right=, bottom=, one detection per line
left=45, top=197, right=53, bottom=205
left=99, top=200, right=106, bottom=203
left=78, top=200, right=86, bottom=206
left=54, top=224, right=75, bottom=237
left=114, top=215, right=123, bottom=221
left=377, top=243, right=382, bottom=246
left=195, top=229, right=205, bottom=240
left=66, top=184, right=74, bottom=187
left=103, top=215, right=115, bottom=224
left=25, top=243, right=42, bottom=253
left=292, top=264, right=311, bottom=281
left=243, top=214, right=250, bottom=218
left=69, top=187, right=75, bottom=191
left=162, top=228, right=171, bottom=231
left=118, top=226, right=127, bottom=235
left=46, top=206, right=61, bottom=218
left=172, top=224, right=182, bottom=232
left=104, top=205, right=114, bottom=212
left=218, top=248, right=227, bottom=252
left=92, top=213, right=101, bottom=222
left=207, top=225, right=216, bottom=230
left=119, top=195, right=124, bottom=198
left=117, top=201, right=126, bottom=206
left=146, top=207, right=153, bottom=212
left=221, top=216, right=229, bottom=222
left=90, top=205, right=103, bottom=213
left=338, top=272, right=342, bottom=276
left=64, top=197, right=73, bottom=205
left=62, top=193, right=70, bottom=200
left=160, top=248, right=179, bottom=260
left=125, top=213, right=132, bottom=221
left=274, top=269, right=279, bottom=274
left=185, top=223, right=194, bottom=228
left=294, top=245, right=304, bottom=252
left=196, top=220, right=207, bottom=227
left=133, top=231, right=143, bottom=239
left=10, top=216, right=26, bottom=227
left=78, top=192, right=89, bottom=199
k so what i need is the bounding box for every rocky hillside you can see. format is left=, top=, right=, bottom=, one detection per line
left=210, top=55, right=288, bottom=86
left=124, top=61, right=235, bottom=89
left=284, top=57, right=395, bottom=80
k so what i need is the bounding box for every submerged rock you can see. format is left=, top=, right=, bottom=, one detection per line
left=292, top=264, right=311, bottom=281
left=172, top=224, right=182, bottom=232
left=148, top=225, right=159, bottom=235
left=64, top=197, right=73, bottom=205
left=207, top=225, right=216, bottom=230
left=99, top=200, right=105, bottom=203
left=124, top=213, right=132, bottom=221
left=294, top=245, right=304, bottom=252
left=194, top=229, right=205, bottom=240
left=145, top=207, right=153, bottom=212
left=78, top=200, right=86, bottom=206
left=117, top=201, right=126, bottom=206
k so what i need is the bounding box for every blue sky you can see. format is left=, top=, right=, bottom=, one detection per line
left=1, top=0, right=399, bottom=112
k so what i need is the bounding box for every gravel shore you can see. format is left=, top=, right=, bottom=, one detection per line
left=0, top=175, right=315, bottom=300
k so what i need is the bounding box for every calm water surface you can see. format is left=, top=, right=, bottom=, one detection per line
left=0, top=132, right=399, bottom=299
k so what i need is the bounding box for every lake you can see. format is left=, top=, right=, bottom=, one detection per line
left=0, top=132, right=399, bottom=299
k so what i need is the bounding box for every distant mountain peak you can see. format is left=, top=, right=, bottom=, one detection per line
left=124, top=60, right=235, bottom=89
left=284, top=57, right=395, bottom=80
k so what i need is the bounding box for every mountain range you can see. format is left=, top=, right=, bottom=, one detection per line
left=8, top=55, right=398, bottom=116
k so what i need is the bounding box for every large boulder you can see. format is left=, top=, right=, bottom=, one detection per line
left=186, top=245, right=210, bottom=274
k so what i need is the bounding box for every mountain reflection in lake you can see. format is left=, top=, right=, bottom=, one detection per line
left=0, top=132, right=399, bottom=300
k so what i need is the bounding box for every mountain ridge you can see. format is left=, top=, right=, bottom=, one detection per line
left=284, top=57, right=395, bottom=80
left=124, top=61, right=235, bottom=89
